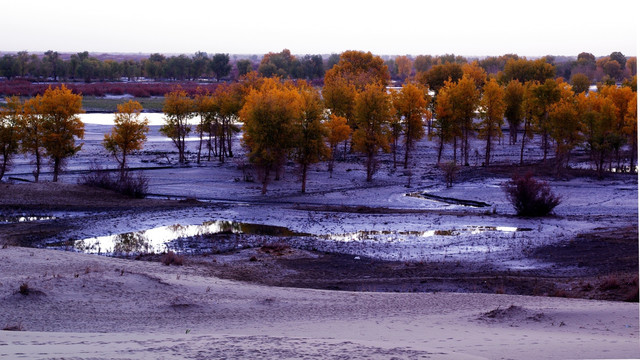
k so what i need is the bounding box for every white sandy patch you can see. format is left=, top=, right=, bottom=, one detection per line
left=0, top=246, right=637, bottom=359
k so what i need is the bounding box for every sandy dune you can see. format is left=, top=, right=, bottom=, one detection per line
left=1, top=246, right=637, bottom=359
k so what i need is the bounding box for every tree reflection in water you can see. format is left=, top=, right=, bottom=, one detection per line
left=113, top=232, right=151, bottom=255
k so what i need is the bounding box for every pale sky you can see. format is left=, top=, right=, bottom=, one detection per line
left=1, top=0, right=637, bottom=57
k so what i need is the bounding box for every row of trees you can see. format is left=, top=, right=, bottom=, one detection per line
left=1, top=51, right=636, bottom=192
left=152, top=52, right=429, bottom=193
left=0, top=85, right=84, bottom=182
left=157, top=51, right=636, bottom=195
left=2, top=50, right=635, bottom=85
left=0, top=51, right=235, bottom=82
left=433, top=74, right=637, bottom=176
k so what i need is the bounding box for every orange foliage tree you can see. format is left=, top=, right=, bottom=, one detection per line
left=323, top=51, right=389, bottom=156
left=504, top=80, right=525, bottom=145
left=433, top=80, right=459, bottom=164
left=324, top=51, right=390, bottom=91
left=18, top=96, right=46, bottom=181
left=292, top=82, right=328, bottom=193
left=623, top=95, right=637, bottom=172
left=214, top=83, right=244, bottom=162
left=103, top=100, right=149, bottom=179
left=462, top=61, right=487, bottom=89
left=449, top=75, right=479, bottom=166
left=325, top=114, right=352, bottom=177
left=478, top=78, right=506, bottom=166
left=240, top=79, right=300, bottom=194
left=38, top=85, right=84, bottom=182
left=0, top=97, right=21, bottom=181
left=531, top=79, right=561, bottom=162
left=395, top=56, right=413, bottom=81
left=549, top=96, right=582, bottom=171
left=322, top=75, right=357, bottom=130
left=392, top=83, right=428, bottom=169
left=195, top=92, right=218, bottom=163
left=352, top=83, right=392, bottom=182
left=161, top=89, right=194, bottom=164
left=599, top=85, right=635, bottom=170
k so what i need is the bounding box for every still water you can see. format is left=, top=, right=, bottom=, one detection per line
left=46, top=220, right=531, bottom=258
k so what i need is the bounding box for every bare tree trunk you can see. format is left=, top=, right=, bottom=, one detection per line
left=301, top=163, right=308, bottom=193
left=179, top=135, right=186, bottom=164
left=366, top=151, right=374, bottom=182
left=219, top=124, right=225, bottom=163
left=342, top=140, right=348, bottom=161
left=437, top=136, right=444, bottom=165
left=392, top=137, right=397, bottom=169
left=485, top=134, right=491, bottom=167
left=52, top=157, right=60, bottom=182
left=226, top=129, right=233, bottom=158
left=33, top=150, right=41, bottom=182
left=0, top=158, right=7, bottom=181
left=404, top=138, right=411, bottom=169
left=328, top=146, right=336, bottom=178
left=120, top=152, right=127, bottom=181
left=197, top=126, right=203, bottom=164
left=464, top=127, right=470, bottom=166
left=261, top=167, right=270, bottom=195
left=453, top=136, right=458, bottom=165
left=542, top=131, right=549, bottom=162
left=631, top=140, right=637, bottom=173
left=207, top=132, right=212, bottom=161
left=520, top=120, right=528, bottom=166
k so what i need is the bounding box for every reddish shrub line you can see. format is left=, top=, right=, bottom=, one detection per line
left=0, top=80, right=219, bottom=98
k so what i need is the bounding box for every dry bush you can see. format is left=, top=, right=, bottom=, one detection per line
left=80, top=166, right=116, bottom=189
left=117, top=172, right=149, bottom=199
left=80, top=166, right=148, bottom=199
left=18, top=283, right=29, bottom=296
left=161, top=251, right=184, bottom=266
left=439, top=162, right=459, bottom=188
left=599, top=276, right=621, bottom=291
left=2, top=323, right=23, bottom=331
left=625, top=277, right=639, bottom=302
left=260, top=242, right=291, bottom=255
left=503, top=172, right=561, bottom=217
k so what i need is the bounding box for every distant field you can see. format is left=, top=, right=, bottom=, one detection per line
left=82, top=96, right=165, bottom=113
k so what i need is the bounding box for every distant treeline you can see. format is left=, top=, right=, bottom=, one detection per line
left=0, top=49, right=636, bottom=97
left=0, top=80, right=219, bottom=98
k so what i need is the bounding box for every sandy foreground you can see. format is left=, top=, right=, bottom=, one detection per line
left=0, top=246, right=637, bottom=360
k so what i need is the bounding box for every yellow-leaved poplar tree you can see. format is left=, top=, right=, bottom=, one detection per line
left=292, top=82, right=328, bottom=193
left=19, top=96, right=46, bottom=181
left=103, top=100, right=149, bottom=179
left=0, top=96, right=22, bottom=181
left=478, top=78, right=506, bottom=166
left=161, top=89, right=194, bottom=164
left=240, top=78, right=300, bottom=194
left=392, top=82, right=428, bottom=169
left=39, top=85, right=84, bottom=182
left=352, top=83, right=392, bottom=182
left=325, top=114, right=352, bottom=177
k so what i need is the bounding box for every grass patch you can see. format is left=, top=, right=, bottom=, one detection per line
left=82, top=96, right=165, bottom=113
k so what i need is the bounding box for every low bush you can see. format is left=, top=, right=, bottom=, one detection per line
left=80, top=167, right=116, bottom=189
left=19, top=283, right=29, bottom=296
left=439, top=161, right=459, bottom=188
left=2, top=323, right=23, bottom=331
left=161, top=251, right=184, bottom=266
left=503, top=172, right=561, bottom=217
left=117, top=172, right=149, bottom=199
left=80, top=166, right=148, bottom=199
